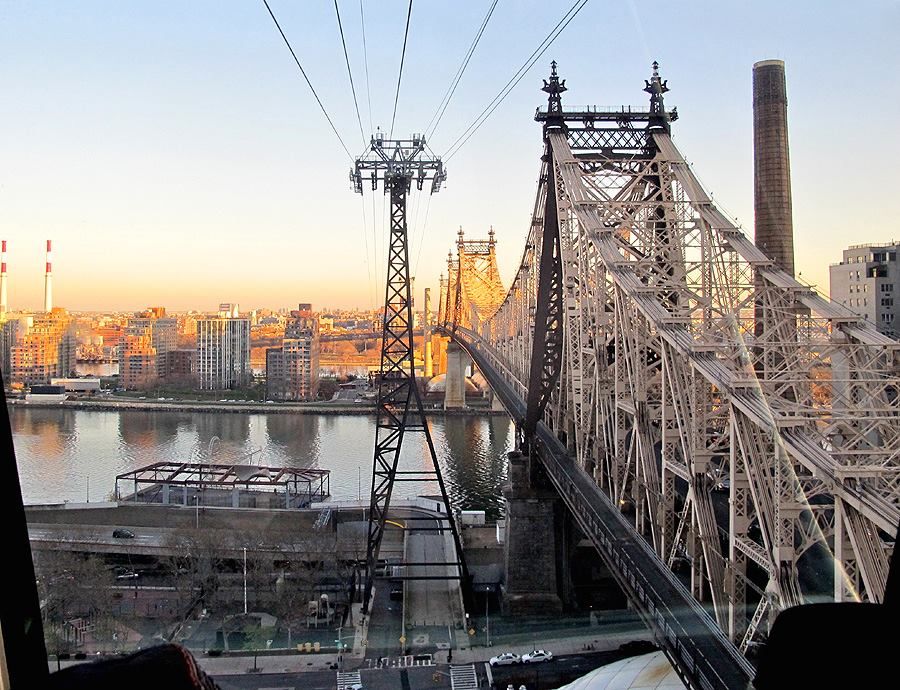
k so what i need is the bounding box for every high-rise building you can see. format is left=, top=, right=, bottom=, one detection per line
left=830, top=243, right=900, bottom=337
left=6, top=308, right=76, bottom=386
left=118, top=333, right=157, bottom=389
left=124, top=307, right=177, bottom=380
left=166, top=349, right=197, bottom=386
left=197, top=307, right=251, bottom=390
left=266, top=304, right=320, bottom=401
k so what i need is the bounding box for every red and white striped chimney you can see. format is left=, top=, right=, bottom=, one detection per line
left=43, top=239, right=53, bottom=312
left=0, top=240, right=7, bottom=314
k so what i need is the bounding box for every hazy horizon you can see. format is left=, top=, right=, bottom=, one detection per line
left=2, top=1, right=898, bottom=311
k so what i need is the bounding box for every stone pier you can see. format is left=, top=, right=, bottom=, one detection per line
left=501, top=450, right=563, bottom=616
left=444, top=341, right=468, bottom=409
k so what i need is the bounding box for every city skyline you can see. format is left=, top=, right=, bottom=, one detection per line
left=2, top=1, right=898, bottom=311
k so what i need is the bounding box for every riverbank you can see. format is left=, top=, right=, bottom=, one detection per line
left=7, top=397, right=507, bottom=417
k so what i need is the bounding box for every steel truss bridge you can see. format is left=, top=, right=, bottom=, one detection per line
left=438, top=63, right=898, bottom=689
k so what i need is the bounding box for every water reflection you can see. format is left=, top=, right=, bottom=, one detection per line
left=10, top=408, right=512, bottom=516
left=265, top=414, right=320, bottom=467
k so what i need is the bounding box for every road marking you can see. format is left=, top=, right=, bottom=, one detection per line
left=336, top=670, right=361, bottom=689
left=450, top=664, right=478, bottom=690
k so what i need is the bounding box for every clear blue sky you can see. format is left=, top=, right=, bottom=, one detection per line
left=1, top=1, right=897, bottom=311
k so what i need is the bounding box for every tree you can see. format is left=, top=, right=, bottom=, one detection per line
left=244, top=622, right=276, bottom=672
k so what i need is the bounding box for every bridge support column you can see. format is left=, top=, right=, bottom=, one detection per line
left=501, top=451, right=563, bottom=616
left=444, top=341, right=468, bottom=409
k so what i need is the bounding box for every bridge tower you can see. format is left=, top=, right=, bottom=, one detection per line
left=351, top=134, right=470, bottom=614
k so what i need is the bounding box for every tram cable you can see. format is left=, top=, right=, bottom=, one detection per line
left=426, top=0, right=499, bottom=140
left=333, top=0, right=366, bottom=146
left=443, top=0, right=590, bottom=162
left=388, top=0, right=414, bottom=139
left=261, top=0, right=354, bottom=159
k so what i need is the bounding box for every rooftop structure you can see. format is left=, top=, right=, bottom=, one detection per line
left=115, top=461, right=330, bottom=509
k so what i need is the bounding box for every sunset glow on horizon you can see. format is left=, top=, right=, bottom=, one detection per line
left=2, top=1, right=897, bottom=312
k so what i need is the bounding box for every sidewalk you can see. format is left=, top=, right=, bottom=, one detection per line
left=443, top=625, right=653, bottom=665
left=50, top=650, right=347, bottom=676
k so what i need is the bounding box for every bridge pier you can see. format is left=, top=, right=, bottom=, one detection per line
left=501, top=451, right=563, bottom=616
left=444, top=341, right=468, bottom=409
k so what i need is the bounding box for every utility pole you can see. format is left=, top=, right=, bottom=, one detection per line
left=243, top=547, right=248, bottom=615
left=351, top=133, right=470, bottom=615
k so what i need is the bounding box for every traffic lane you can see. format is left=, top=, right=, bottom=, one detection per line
left=361, top=666, right=452, bottom=690
left=213, top=670, right=334, bottom=690
left=488, top=651, right=632, bottom=689
left=29, top=525, right=167, bottom=546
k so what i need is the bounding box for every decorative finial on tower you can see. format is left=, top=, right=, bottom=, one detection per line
left=540, top=60, right=569, bottom=140
left=488, top=225, right=495, bottom=247
left=644, top=60, right=675, bottom=132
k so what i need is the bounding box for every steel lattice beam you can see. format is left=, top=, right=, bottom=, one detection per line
left=441, top=62, right=899, bottom=680
left=352, top=136, right=469, bottom=615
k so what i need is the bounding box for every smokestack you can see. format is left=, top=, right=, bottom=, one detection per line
left=0, top=240, right=7, bottom=315
left=753, top=60, right=794, bottom=276
left=424, top=287, right=433, bottom=379
left=43, top=240, right=53, bottom=312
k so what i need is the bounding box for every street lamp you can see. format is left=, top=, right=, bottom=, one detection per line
left=202, top=436, right=219, bottom=508
left=193, top=492, right=200, bottom=529
left=243, top=546, right=248, bottom=615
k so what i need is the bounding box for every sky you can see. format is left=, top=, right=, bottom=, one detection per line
left=1, top=0, right=898, bottom=312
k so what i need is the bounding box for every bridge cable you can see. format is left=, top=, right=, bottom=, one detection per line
left=413, top=193, right=434, bottom=277
left=425, top=0, right=499, bottom=140
left=260, top=0, right=353, bottom=160
left=443, top=0, right=589, bottom=162
left=333, top=0, right=366, bottom=146
left=359, top=195, right=375, bottom=308
left=388, top=0, right=414, bottom=139
left=359, top=0, right=374, bottom=137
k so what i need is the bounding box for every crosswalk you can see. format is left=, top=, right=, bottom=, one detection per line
left=335, top=670, right=362, bottom=689
left=449, top=664, right=479, bottom=690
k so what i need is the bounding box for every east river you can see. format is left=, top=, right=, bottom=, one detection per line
left=10, top=407, right=513, bottom=518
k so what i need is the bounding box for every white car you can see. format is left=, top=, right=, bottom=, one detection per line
left=522, top=649, right=553, bottom=664
left=489, top=652, right=521, bottom=667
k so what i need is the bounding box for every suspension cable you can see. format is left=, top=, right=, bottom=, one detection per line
left=261, top=0, right=353, bottom=159
left=333, top=0, right=366, bottom=146
left=443, top=0, right=590, bottom=161
left=389, top=0, right=414, bottom=139
left=426, top=0, right=499, bottom=139
left=359, top=0, right=374, bottom=135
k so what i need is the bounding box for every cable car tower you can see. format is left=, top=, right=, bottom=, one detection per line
left=351, top=132, right=470, bottom=614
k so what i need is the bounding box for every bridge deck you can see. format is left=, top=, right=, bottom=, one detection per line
left=457, top=336, right=754, bottom=690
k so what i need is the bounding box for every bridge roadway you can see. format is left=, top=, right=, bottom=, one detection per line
left=454, top=333, right=755, bottom=690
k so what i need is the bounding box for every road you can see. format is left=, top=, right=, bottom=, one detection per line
left=404, top=516, right=455, bottom=628
left=213, top=652, right=638, bottom=690
left=215, top=665, right=451, bottom=690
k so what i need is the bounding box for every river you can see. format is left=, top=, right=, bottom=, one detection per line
left=10, top=407, right=513, bottom=519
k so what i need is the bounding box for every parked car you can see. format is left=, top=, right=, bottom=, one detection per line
left=522, top=649, right=553, bottom=664
left=112, top=528, right=135, bottom=539
left=489, top=652, right=521, bottom=667
left=115, top=570, right=139, bottom=580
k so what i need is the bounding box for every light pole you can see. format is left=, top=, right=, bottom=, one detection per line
left=202, top=436, right=219, bottom=508
left=485, top=590, right=491, bottom=647
left=243, top=547, right=248, bottom=615
left=193, top=493, right=200, bottom=529
left=86, top=475, right=90, bottom=503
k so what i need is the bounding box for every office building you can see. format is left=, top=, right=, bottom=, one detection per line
left=197, top=306, right=251, bottom=390
left=830, top=243, right=900, bottom=337
left=266, top=304, right=320, bottom=401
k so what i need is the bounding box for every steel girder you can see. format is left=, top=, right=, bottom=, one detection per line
left=444, top=106, right=899, bottom=655
left=358, top=165, right=469, bottom=615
